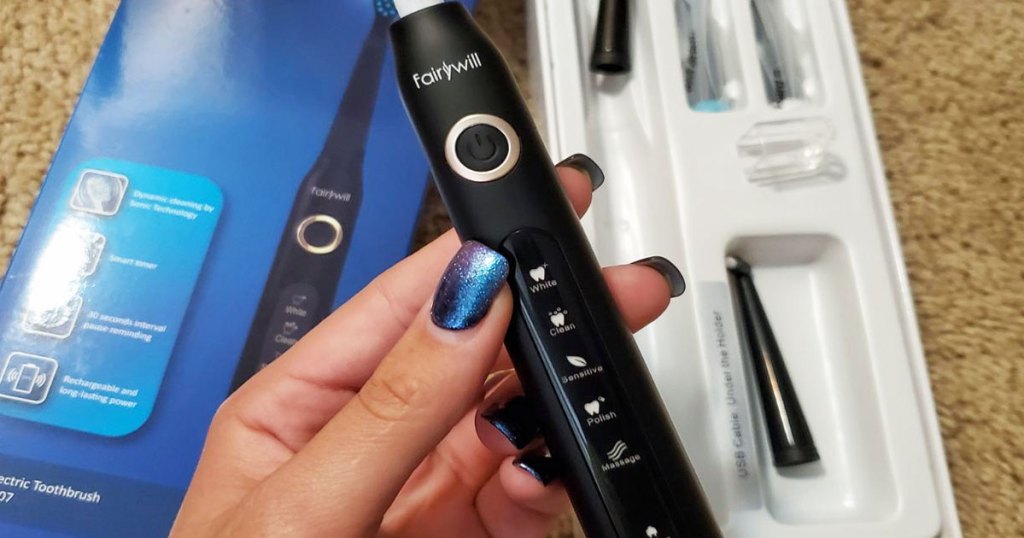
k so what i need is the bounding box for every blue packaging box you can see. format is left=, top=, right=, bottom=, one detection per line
left=0, top=1, right=472, bottom=535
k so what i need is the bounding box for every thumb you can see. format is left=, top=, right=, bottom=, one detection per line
left=228, top=241, right=511, bottom=536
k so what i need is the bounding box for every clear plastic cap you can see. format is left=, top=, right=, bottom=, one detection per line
left=737, top=117, right=835, bottom=184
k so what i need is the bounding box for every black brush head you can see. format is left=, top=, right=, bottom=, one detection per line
left=590, top=0, right=631, bottom=74
left=727, top=255, right=820, bottom=468
left=726, top=255, right=753, bottom=276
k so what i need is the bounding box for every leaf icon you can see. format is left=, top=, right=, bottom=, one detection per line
left=567, top=355, right=588, bottom=368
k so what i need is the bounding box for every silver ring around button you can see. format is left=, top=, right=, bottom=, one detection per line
left=445, top=114, right=521, bottom=182
left=295, top=214, right=343, bottom=255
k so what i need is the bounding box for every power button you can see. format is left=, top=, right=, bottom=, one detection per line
left=456, top=125, right=509, bottom=172
left=445, top=114, right=521, bottom=182
left=296, top=214, right=342, bottom=255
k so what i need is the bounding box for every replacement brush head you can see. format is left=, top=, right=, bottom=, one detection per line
left=727, top=255, right=820, bottom=467
left=394, top=0, right=441, bottom=18
left=590, top=0, right=632, bottom=74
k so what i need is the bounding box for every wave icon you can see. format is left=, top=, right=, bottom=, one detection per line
left=607, top=440, right=628, bottom=461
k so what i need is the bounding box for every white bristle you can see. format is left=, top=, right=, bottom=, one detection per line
left=394, top=0, right=443, bottom=17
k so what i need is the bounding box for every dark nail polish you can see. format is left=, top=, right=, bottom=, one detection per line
left=431, top=241, right=509, bottom=330
left=483, top=396, right=540, bottom=449
left=513, top=451, right=558, bottom=485
left=557, top=153, right=605, bottom=191
left=632, top=256, right=686, bottom=297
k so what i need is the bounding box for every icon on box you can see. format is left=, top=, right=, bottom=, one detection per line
left=23, top=294, right=83, bottom=339
left=0, top=352, right=59, bottom=404
left=70, top=169, right=129, bottom=216
left=49, top=226, right=106, bottom=277
left=73, top=228, right=106, bottom=277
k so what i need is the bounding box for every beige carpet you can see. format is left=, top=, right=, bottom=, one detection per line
left=1, top=1, right=1021, bottom=537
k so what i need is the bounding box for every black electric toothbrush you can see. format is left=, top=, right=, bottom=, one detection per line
left=231, top=1, right=398, bottom=390
left=390, top=2, right=721, bottom=536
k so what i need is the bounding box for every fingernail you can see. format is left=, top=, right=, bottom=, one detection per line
left=431, top=241, right=509, bottom=330
left=483, top=396, right=540, bottom=449
left=557, top=154, right=605, bottom=191
left=632, top=256, right=687, bottom=298
left=514, top=451, right=558, bottom=485
left=484, top=369, right=516, bottom=392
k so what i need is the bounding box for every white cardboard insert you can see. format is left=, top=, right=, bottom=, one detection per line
left=526, top=0, right=961, bottom=536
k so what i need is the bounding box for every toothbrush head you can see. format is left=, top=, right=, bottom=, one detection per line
left=693, top=99, right=731, bottom=113
left=725, top=256, right=752, bottom=275
left=375, top=0, right=399, bottom=18
left=393, top=0, right=442, bottom=18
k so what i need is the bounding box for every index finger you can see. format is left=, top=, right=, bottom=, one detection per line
left=221, top=163, right=596, bottom=451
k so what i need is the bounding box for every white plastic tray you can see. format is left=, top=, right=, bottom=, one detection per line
left=526, top=0, right=961, bottom=536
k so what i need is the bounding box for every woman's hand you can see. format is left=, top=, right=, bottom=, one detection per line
left=172, top=158, right=684, bottom=537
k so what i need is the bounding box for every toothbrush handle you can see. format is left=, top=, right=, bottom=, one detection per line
left=231, top=165, right=362, bottom=390
left=391, top=5, right=719, bottom=537
left=233, top=12, right=387, bottom=390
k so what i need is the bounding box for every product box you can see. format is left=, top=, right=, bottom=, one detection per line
left=0, top=1, right=471, bottom=535
left=528, top=0, right=960, bottom=537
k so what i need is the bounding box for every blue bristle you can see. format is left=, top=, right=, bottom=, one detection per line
left=375, top=0, right=398, bottom=17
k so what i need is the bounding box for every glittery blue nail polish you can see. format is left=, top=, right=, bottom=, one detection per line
left=431, top=241, right=509, bottom=330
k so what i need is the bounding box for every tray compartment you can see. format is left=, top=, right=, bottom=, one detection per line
left=527, top=0, right=956, bottom=535
left=728, top=233, right=897, bottom=524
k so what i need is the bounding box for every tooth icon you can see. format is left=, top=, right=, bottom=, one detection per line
left=584, top=400, right=600, bottom=416
left=529, top=265, right=546, bottom=282
left=646, top=526, right=659, bottom=537
left=549, top=308, right=566, bottom=327
left=282, top=321, right=299, bottom=335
